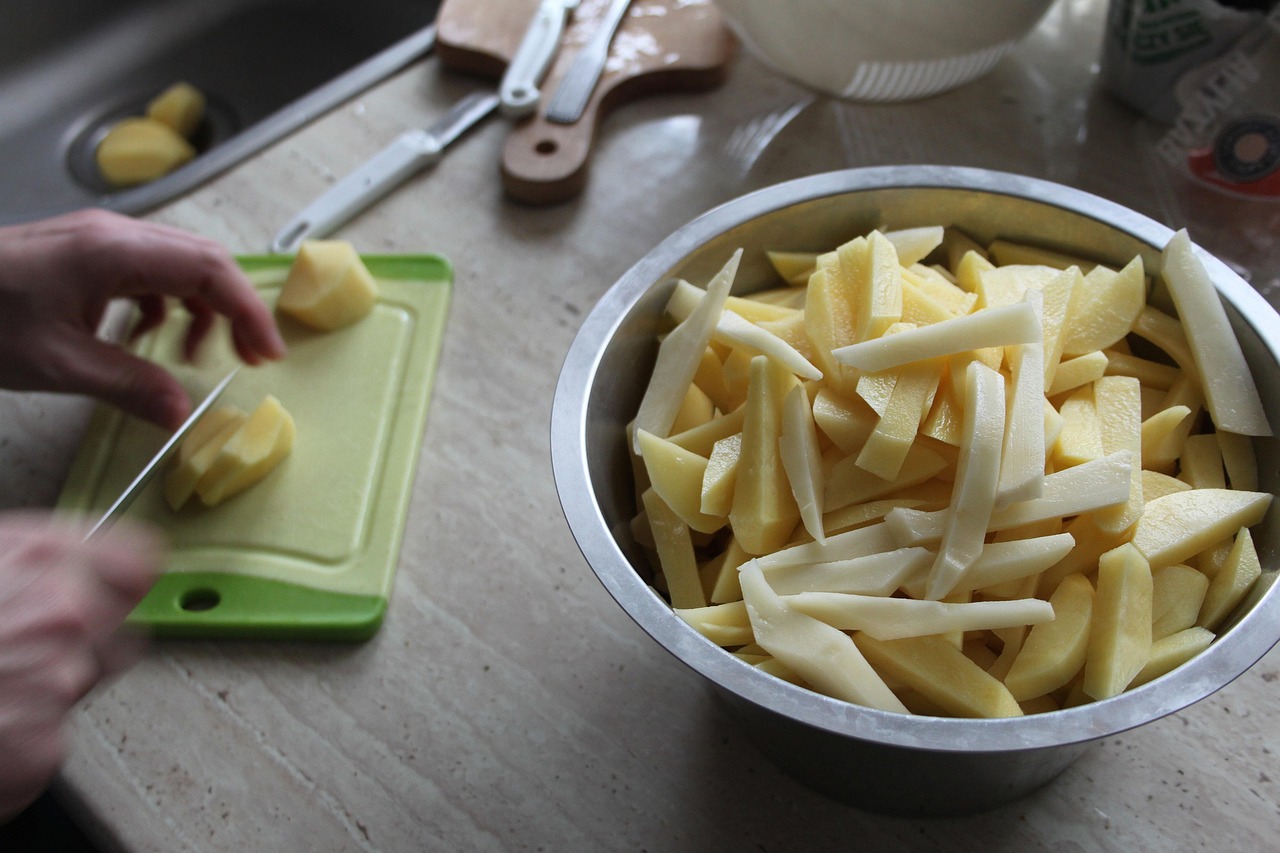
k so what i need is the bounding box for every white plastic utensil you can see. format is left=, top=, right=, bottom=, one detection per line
left=270, top=91, right=499, bottom=254
left=499, top=0, right=580, bottom=118
left=544, top=0, right=632, bottom=124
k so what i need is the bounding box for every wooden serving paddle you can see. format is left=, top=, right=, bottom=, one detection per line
left=436, top=0, right=735, bottom=205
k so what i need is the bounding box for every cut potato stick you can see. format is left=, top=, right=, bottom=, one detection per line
left=756, top=520, right=898, bottom=570
left=1130, top=488, right=1272, bottom=570
left=740, top=562, right=908, bottom=713
left=633, top=251, right=739, bottom=452
left=763, top=547, right=933, bottom=596
left=1161, top=230, right=1271, bottom=436
left=784, top=593, right=1053, bottom=640
left=998, top=289, right=1048, bottom=505
left=927, top=361, right=1005, bottom=599
left=832, top=300, right=1041, bottom=372
left=854, top=634, right=1023, bottom=718
left=886, top=451, right=1133, bottom=546
left=1004, top=573, right=1095, bottom=701
left=779, top=385, right=826, bottom=542
left=1083, top=543, right=1153, bottom=700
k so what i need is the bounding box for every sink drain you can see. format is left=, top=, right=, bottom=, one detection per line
left=64, top=88, right=240, bottom=196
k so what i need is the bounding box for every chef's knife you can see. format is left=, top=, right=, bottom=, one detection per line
left=499, top=0, right=580, bottom=118
left=269, top=91, right=500, bottom=254
left=84, top=368, right=240, bottom=539
left=544, top=0, right=632, bottom=124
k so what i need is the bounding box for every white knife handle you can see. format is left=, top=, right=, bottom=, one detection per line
left=270, top=132, right=440, bottom=254
left=500, top=1, right=571, bottom=118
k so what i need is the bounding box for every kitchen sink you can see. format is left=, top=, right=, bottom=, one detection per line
left=0, top=0, right=441, bottom=225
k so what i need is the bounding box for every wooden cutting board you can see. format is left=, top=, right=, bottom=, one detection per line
left=436, top=0, right=735, bottom=204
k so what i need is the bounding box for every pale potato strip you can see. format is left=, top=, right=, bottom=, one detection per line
left=755, top=520, right=898, bottom=570
left=632, top=251, right=739, bottom=452
left=998, top=289, right=1047, bottom=505
left=778, top=385, right=826, bottom=542
left=831, top=300, right=1041, bottom=373
left=739, top=562, right=908, bottom=713
left=927, top=361, right=1005, bottom=600
left=763, top=547, right=933, bottom=596
left=1162, top=230, right=1271, bottom=436
left=886, top=451, right=1134, bottom=546
left=783, top=593, right=1053, bottom=640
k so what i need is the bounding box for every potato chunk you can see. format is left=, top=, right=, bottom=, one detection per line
left=194, top=395, right=296, bottom=507
left=1083, top=544, right=1153, bottom=701
left=277, top=240, right=380, bottom=331
left=95, top=117, right=195, bottom=186
left=146, top=81, right=206, bottom=138
left=164, top=405, right=247, bottom=511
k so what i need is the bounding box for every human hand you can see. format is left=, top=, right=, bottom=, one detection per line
left=0, top=513, right=163, bottom=822
left=0, top=209, right=286, bottom=430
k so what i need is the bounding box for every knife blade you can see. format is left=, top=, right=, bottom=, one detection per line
left=499, top=0, right=580, bottom=118
left=269, top=91, right=500, bottom=254
left=543, top=0, right=632, bottom=125
left=84, top=368, right=240, bottom=539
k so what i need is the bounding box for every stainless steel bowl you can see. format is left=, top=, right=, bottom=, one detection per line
left=550, top=166, right=1280, bottom=816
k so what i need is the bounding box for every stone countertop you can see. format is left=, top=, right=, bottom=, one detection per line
left=3, top=1, right=1278, bottom=850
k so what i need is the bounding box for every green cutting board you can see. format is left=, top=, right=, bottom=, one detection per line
left=56, top=254, right=452, bottom=641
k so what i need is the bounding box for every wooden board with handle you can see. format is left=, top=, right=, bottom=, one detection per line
left=436, top=0, right=735, bottom=205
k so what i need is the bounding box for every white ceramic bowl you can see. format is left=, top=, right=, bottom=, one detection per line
left=551, top=166, right=1280, bottom=816
left=715, top=0, right=1058, bottom=101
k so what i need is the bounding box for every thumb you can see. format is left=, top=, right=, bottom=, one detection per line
left=52, top=336, right=191, bottom=429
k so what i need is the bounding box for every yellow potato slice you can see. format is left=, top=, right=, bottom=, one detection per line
left=668, top=406, right=744, bottom=458
left=1198, top=526, right=1262, bottom=631
left=855, top=357, right=943, bottom=482
left=699, top=433, right=741, bottom=518
left=1093, top=375, right=1144, bottom=534
left=164, top=406, right=247, bottom=511
left=1161, top=230, right=1271, bottom=436
left=670, top=382, right=714, bottom=435
left=804, top=253, right=860, bottom=398
left=1130, top=627, right=1214, bottom=688
left=1130, top=488, right=1272, bottom=570
left=1005, top=573, right=1095, bottom=702
left=779, top=385, right=825, bottom=543
left=641, top=488, right=704, bottom=609
left=854, top=633, right=1023, bottom=718
left=636, top=429, right=724, bottom=534
left=811, top=388, right=877, bottom=454
left=740, top=562, right=907, bottom=713
left=1061, top=257, right=1146, bottom=357
left=95, top=117, right=195, bottom=186
left=1083, top=543, right=1153, bottom=700
left=1151, top=564, right=1210, bottom=640
left=927, top=361, right=1005, bottom=600
left=146, top=81, right=206, bottom=138
left=194, top=395, right=295, bottom=507
left=765, top=250, right=817, bottom=285
left=729, top=355, right=801, bottom=555
left=674, top=601, right=753, bottom=647
left=633, top=254, right=737, bottom=451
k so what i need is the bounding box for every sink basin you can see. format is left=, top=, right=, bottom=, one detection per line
left=0, top=0, right=441, bottom=225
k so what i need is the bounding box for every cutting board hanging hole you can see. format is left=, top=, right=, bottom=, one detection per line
left=180, top=587, right=223, bottom=612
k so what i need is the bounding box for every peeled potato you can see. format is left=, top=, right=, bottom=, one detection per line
left=164, top=405, right=248, bottom=511
left=277, top=240, right=379, bottom=331
left=95, top=117, right=195, bottom=186
left=194, top=395, right=296, bottom=507
left=146, top=81, right=206, bottom=138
